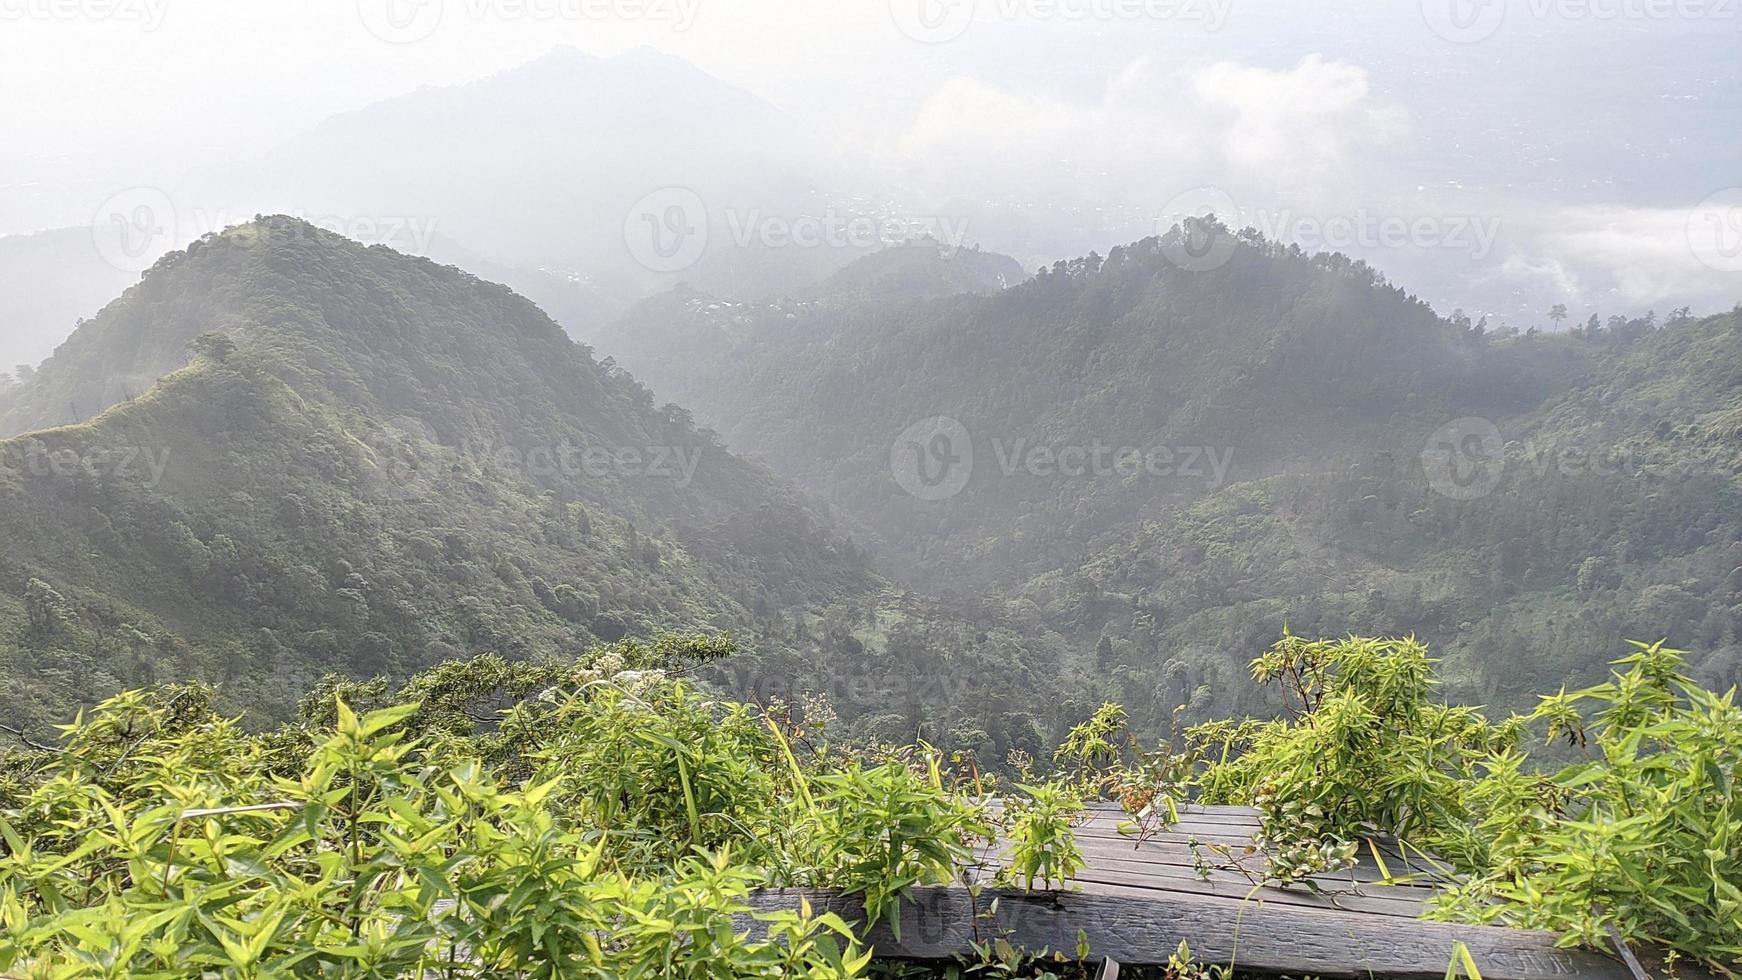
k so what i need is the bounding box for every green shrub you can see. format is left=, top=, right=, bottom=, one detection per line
left=1428, top=641, right=1742, bottom=966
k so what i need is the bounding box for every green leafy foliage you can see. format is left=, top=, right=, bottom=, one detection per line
left=1192, top=634, right=1520, bottom=851
left=1070, top=634, right=1740, bottom=972
left=997, top=781, right=1086, bottom=892
left=0, top=638, right=950, bottom=977
left=1429, top=641, right=1742, bottom=965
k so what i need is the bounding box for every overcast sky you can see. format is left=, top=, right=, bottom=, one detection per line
left=3, top=0, right=1739, bottom=321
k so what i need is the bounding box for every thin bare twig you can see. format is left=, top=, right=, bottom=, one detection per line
left=0, top=722, right=57, bottom=753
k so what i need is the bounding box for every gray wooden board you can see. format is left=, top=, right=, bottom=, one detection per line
left=746, top=803, right=1723, bottom=977
left=969, top=847, right=1434, bottom=916
left=740, top=887, right=1644, bottom=979
left=1065, top=836, right=1451, bottom=888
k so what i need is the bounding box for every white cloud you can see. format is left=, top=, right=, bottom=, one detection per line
left=1190, top=55, right=1409, bottom=188
left=884, top=55, right=1409, bottom=213
left=1521, top=204, right=1742, bottom=311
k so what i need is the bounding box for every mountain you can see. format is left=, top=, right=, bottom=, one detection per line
left=1030, top=303, right=1742, bottom=729
left=805, top=242, right=1027, bottom=303
left=0, top=47, right=920, bottom=374
left=206, top=46, right=863, bottom=303
left=603, top=224, right=1559, bottom=587
left=591, top=242, right=1031, bottom=449
left=0, top=218, right=1075, bottom=756
left=598, top=221, right=1742, bottom=716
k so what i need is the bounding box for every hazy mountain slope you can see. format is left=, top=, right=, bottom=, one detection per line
left=804, top=242, right=1027, bottom=303
left=593, top=243, right=1029, bottom=423
left=605, top=225, right=1563, bottom=588
left=1025, top=308, right=1742, bottom=726
left=602, top=225, right=1740, bottom=724
left=0, top=226, right=137, bottom=376
left=0, top=219, right=870, bottom=723
left=0, top=47, right=889, bottom=382
left=417, top=232, right=629, bottom=338
left=214, top=46, right=853, bottom=301
left=0, top=218, right=1079, bottom=763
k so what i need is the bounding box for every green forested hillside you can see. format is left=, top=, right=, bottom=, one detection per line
left=604, top=226, right=1564, bottom=588
left=1062, top=306, right=1742, bottom=723
left=0, top=219, right=1075, bottom=749
left=600, top=222, right=1742, bottom=718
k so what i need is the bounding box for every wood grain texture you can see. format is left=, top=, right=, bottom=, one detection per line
left=747, top=804, right=1720, bottom=978
left=742, top=887, right=1639, bottom=979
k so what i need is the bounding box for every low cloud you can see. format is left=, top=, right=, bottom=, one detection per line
left=885, top=55, right=1408, bottom=212
left=1508, top=203, right=1741, bottom=312
left=881, top=56, right=1739, bottom=321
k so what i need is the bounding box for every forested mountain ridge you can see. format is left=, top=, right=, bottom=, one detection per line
left=1023, top=300, right=1742, bottom=707
left=604, top=224, right=1563, bottom=588
left=0, top=218, right=1082, bottom=748
left=600, top=223, right=1742, bottom=721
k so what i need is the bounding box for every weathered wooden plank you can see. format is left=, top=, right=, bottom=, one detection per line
left=741, top=887, right=1642, bottom=980
left=1069, top=867, right=1427, bottom=917
left=1066, top=835, right=1454, bottom=887
left=1065, top=827, right=1453, bottom=886
left=994, top=801, right=1262, bottom=823
left=971, top=848, right=1433, bottom=915
left=1080, top=863, right=1424, bottom=914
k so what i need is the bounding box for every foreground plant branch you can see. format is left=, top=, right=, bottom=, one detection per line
left=0, top=631, right=1735, bottom=977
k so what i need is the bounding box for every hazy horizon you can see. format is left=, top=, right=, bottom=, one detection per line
left=3, top=0, right=1739, bottom=372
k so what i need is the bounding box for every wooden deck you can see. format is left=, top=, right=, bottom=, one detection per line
left=747, top=802, right=1696, bottom=979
